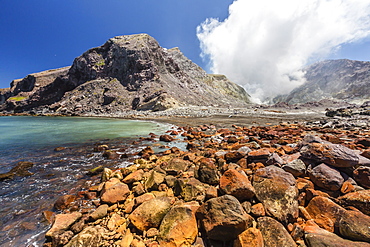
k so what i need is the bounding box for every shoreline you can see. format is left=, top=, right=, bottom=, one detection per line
left=41, top=118, right=370, bottom=247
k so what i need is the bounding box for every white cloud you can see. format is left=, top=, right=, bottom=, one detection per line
left=197, top=0, right=370, bottom=103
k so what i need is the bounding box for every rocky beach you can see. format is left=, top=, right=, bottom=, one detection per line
left=0, top=33, right=369, bottom=246
left=35, top=107, right=370, bottom=247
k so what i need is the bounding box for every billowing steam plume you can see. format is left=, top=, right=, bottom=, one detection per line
left=197, top=0, right=370, bottom=103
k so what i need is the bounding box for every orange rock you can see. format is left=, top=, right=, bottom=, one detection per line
left=305, top=196, right=346, bottom=232
left=122, top=169, right=144, bottom=184
left=100, top=179, right=130, bottom=204
left=338, top=190, right=370, bottom=215
left=219, top=169, right=255, bottom=201
left=250, top=203, right=265, bottom=217
left=234, top=227, right=264, bottom=247
left=45, top=212, right=82, bottom=241
left=341, top=180, right=356, bottom=194
left=158, top=205, right=198, bottom=246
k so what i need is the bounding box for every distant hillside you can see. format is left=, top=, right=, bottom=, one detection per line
left=0, top=34, right=251, bottom=115
left=274, top=59, right=370, bottom=104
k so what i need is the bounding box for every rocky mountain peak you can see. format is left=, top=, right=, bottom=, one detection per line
left=274, top=59, right=370, bottom=104
left=0, top=34, right=251, bottom=115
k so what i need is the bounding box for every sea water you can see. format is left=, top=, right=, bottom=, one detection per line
left=0, top=116, right=172, bottom=246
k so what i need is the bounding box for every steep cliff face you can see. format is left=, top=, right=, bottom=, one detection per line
left=275, top=59, right=370, bottom=104
left=0, top=34, right=251, bottom=114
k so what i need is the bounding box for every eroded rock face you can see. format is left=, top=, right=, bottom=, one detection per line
left=253, top=166, right=299, bottom=224
left=0, top=34, right=251, bottom=114
left=196, top=195, right=253, bottom=241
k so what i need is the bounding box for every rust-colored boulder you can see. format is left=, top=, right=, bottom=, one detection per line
left=257, top=216, right=296, bottom=247
left=196, top=195, right=253, bottom=241
left=308, top=163, right=344, bottom=191
left=305, top=196, right=346, bottom=232
left=234, top=227, right=264, bottom=247
left=158, top=205, right=198, bottom=246
left=353, top=166, right=370, bottom=189
left=253, top=166, right=298, bottom=224
left=219, top=169, right=255, bottom=201
left=338, top=190, right=370, bottom=215
left=339, top=210, right=370, bottom=243
left=225, top=151, right=245, bottom=163
left=247, top=148, right=271, bottom=164
left=129, top=197, right=174, bottom=231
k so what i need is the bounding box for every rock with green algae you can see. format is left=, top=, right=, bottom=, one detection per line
left=0, top=161, right=34, bottom=181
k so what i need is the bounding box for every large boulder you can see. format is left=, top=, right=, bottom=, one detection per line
left=304, top=220, right=370, bottom=247
left=353, top=166, right=370, bottom=189
left=338, top=190, right=370, bottom=215
left=158, top=205, right=198, bottom=246
left=300, top=140, right=368, bottom=168
left=219, top=169, right=255, bottom=201
left=197, top=157, right=220, bottom=185
left=129, top=197, right=174, bottom=231
left=308, top=163, right=344, bottom=191
left=196, top=195, right=253, bottom=241
left=253, top=166, right=298, bottom=224
left=257, top=217, right=296, bottom=247
left=45, top=212, right=82, bottom=242
left=339, top=210, right=370, bottom=242
left=305, top=196, right=346, bottom=232
left=100, top=178, right=130, bottom=204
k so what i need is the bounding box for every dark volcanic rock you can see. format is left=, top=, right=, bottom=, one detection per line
left=0, top=34, right=251, bottom=114
left=308, top=163, right=344, bottom=191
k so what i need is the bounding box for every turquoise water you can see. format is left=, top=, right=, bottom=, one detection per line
left=0, top=116, right=168, bottom=153
left=0, top=116, right=172, bottom=246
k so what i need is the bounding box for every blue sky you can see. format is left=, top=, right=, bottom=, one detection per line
left=0, top=0, right=233, bottom=88
left=1, top=0, right=370, bottom=93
